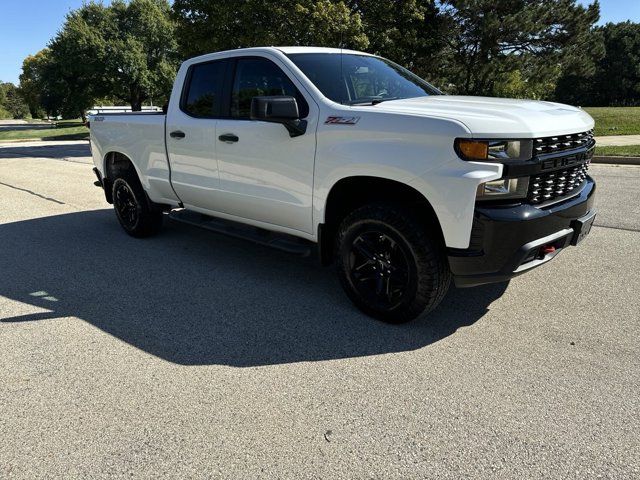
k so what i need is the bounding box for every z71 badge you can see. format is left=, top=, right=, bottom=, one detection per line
left=325, top=116, right=360, bottom=125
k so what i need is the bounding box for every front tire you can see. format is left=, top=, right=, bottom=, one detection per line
left=336, top=203, right=450, bottom=323
left=112, top=175, right=163, bottom=238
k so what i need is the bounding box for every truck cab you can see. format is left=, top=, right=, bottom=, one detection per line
left=89, top=46, right=596, bottom=323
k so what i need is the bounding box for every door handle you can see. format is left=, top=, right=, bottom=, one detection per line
left=170, top=130, right=186, bottom=139
left=218, top=133, right=239, bottom=143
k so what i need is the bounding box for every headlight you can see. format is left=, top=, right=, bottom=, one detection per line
left=476, top=177, right=529, bottom=200
left=455, top=139, right=533, bottom=161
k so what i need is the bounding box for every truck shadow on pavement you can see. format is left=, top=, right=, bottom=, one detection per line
left=0, top=209, right=508, bottom=366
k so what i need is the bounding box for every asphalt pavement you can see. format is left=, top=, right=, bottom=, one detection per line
left=0, top=141, right=638, bottom=479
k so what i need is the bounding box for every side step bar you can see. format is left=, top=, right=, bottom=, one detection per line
left=168, top=210, right=314, bottom=257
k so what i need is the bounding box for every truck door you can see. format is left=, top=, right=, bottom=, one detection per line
left=165, top=58, right=230, bottom=211
left=214, top=56, right=318, bottom=234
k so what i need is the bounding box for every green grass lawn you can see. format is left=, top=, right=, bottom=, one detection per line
left=584, top=107, right=640, bottom=136
left=0, top=120, right=89, bottom=142
left=595, top=145, right=640, bottom=157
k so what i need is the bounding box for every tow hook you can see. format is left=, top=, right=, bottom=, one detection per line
left=540, top=245, right=556, bottom=255
left=537, top=243, right=560, bottom=260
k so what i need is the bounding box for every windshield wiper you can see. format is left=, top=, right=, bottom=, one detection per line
left=343, top=97, right=400, bottom=106
left=371, top=97, right=399, bottom=105
left=343, top=101, right=375, bottom=106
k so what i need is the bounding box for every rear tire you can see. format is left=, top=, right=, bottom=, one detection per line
left=112, top=174, right=163, bottom=238
left=336, top=203, right=450, bottom=323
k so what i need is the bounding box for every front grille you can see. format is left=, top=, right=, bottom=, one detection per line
left=528, top=161, right=590, bottom=204
left=533, top=129, right=594, bottom=155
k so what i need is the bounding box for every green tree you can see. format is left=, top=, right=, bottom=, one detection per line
left=598, top=22, right=640, bottom=105
left=0, top=84, right=9, bottom=119
left=0, top=82, right=30, bottom=119
left=493, top=67, right=560, bottom=100
left=14, top=49, right=62, bottom=119
left=557, top=21, right=640, bottom=106
left=18, top=50, right=51, bottom=118
left=47, top=4, right=106, bottom=120
left=43, top=0, right=177, bottom=116
left=437, top=0, right=603, bottom=97
left=103, top=0, right=178, bottom=110
left=172, top=0, right=368, bottom=58
left=346, top=0, right=444, bottom=80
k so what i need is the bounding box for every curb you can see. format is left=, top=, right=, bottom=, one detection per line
left=592, top=156, right=640, bottom=166
left=0, top=138, right=52, bottom=144
left=0, top=139, right=90, bottom=148
left=0, top=136, right=89, bottom=144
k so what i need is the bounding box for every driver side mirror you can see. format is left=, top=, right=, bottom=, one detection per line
left=250, top=96, right=307, bottom=137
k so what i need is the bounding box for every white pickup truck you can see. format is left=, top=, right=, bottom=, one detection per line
left=89, top=46, right=596, bottom=323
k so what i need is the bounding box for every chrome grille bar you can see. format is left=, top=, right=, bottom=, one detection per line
left=533, top=129, right=595, bottom=155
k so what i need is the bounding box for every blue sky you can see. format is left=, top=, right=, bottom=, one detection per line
left=0, top=0, right=114, bottom=84
left=1, top=0, right=639, bottom=84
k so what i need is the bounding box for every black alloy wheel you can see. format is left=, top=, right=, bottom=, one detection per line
left=336, top=203, right=451, bottom=323
left=348, top=230, right=412, bottom=311
left=114, top=179, right=140, bottom=231
left=111, top=175, right=163, bottom=238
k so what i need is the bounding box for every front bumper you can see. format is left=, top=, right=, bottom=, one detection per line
left=449, top=176, right=596, bottom=287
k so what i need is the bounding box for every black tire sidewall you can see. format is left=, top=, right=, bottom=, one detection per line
left=336, top=203, right=450, bottom=323
left=111, top=175, right=162, bottom=237
left=112, top=177, right=143, bottom=233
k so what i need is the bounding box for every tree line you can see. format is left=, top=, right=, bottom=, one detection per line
left=4, top=0, right=640, bottom=120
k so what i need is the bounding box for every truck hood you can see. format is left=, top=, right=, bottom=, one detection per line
left=368, top=96, right=594, bottom=138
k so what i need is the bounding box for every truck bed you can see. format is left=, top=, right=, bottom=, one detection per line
left=89, top=112, right=180, bottom=206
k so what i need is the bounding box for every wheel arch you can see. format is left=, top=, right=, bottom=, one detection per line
left=102, top=151, right=144, bottom=204
left=318, top=176, right=445, bottom=265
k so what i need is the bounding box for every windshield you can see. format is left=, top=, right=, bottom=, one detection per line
left=287, top=53, right=441, bottom=105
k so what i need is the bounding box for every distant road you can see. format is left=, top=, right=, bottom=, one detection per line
left=0, top=119, right=54, bottom=132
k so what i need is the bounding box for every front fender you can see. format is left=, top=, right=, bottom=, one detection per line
left=313, top=111, right=502, bottom=249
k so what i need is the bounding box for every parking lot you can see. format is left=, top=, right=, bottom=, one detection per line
left=1, top=141, right=638, bottom=478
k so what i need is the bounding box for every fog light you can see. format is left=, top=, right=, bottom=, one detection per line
left=476, top=177, right=529, bottom=200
